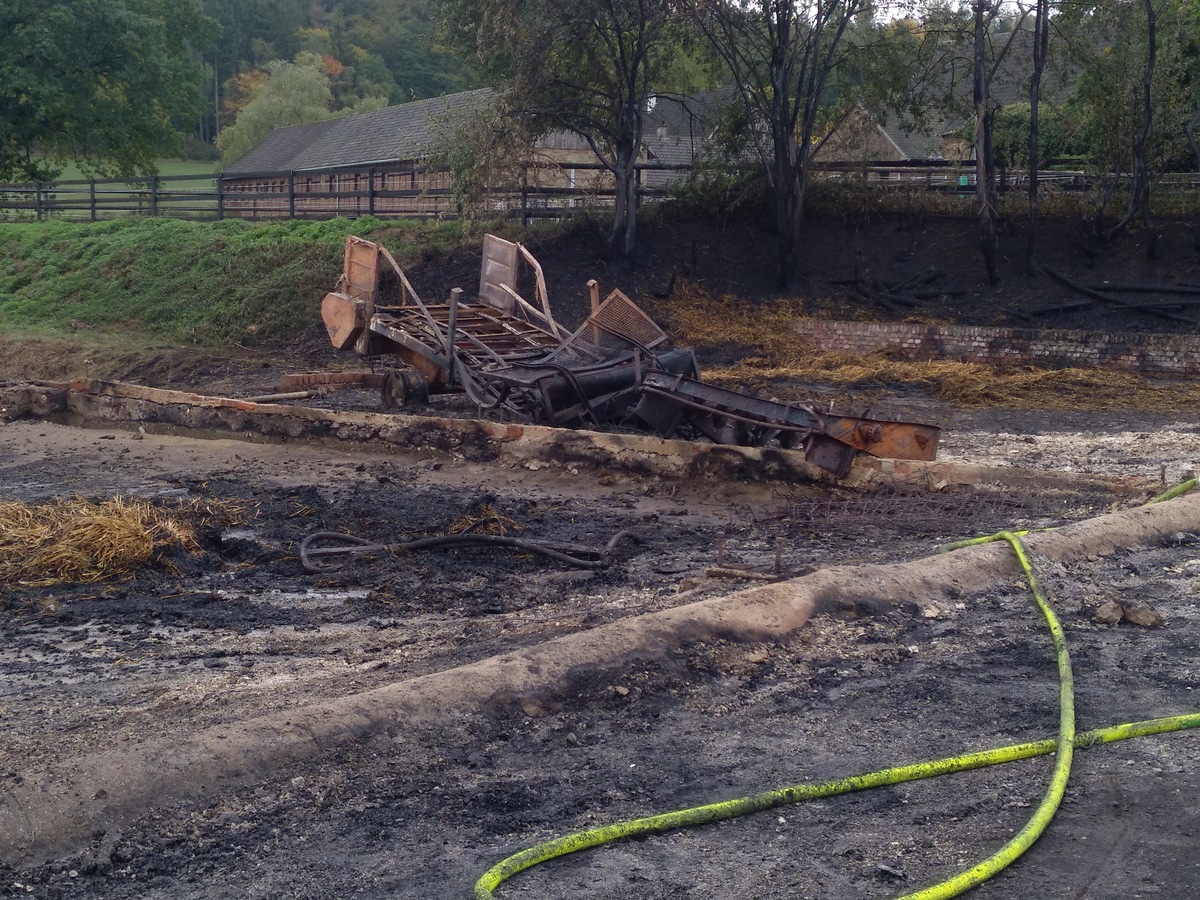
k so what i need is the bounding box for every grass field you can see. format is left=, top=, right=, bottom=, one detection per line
left=0, top=216, right=467, bottom=347
left=42, top=159, right=222, bottom=182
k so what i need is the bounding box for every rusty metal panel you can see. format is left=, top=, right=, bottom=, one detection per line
left=822, top=416, right=941, bottom=462
left=342, top=236, right=381, bottom=304
left=479, top=234, right=520, bottom=314
left=321, top=292, right=366, bottom=350
left=803, top=433, right=858, bottom=478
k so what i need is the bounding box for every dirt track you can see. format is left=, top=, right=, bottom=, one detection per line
left=2, top=384, right=1200, bottom=899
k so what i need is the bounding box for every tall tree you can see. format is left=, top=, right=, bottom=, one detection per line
left=1107, top=0, right=1167, bottom=257
left=692, top=0, right=872, bottom=289
left=1061, top=0, right=1187, bottom=252
left=1025, top=0, right=1052, bottom=274
left=0, top=0, right=217, bottom=181
left=437, top=0, right=685, bottom=257
left=1169, top=0, right=1200, bottom=175
left=216, top=54, right=337, bottom=164
left=965, top=1, right=1028, bottom=285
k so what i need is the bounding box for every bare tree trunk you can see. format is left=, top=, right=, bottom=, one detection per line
left=974, top=0, right=999, bottom=285
left=1026, top=0, right=1050, bottom=275
left=1108, top=0, right=1162, bottom=259
left=609, top=137, right=639, bottom=258
left=771, top=29, right=800, bottom=290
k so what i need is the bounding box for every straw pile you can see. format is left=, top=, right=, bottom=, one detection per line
left=448, top=501, right=521, bottom=537
left=0, top=496, right=203, bottom=587
left=664, top=281, right=1199, bottom=411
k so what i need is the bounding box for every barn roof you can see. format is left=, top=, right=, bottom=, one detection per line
left=224, top=89, right=497, bottom=174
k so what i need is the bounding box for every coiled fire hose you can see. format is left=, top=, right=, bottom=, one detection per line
left=472, top=482, right=1200, bottom=899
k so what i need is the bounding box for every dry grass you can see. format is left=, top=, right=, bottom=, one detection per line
left=664, top=281, right=1199, bottom=411
left=0, top=496, right=222, bottom=587
left=447, top=502, right=521, bottom=537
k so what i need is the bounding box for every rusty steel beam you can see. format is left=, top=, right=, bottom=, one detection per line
left=821, top=415, right=940, bottom=462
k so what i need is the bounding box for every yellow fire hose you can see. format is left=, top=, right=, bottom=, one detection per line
left=473, top=485, right=1200, bottom=899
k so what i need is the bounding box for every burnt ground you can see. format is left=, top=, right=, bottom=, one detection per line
left=3, top=211, right=1200, bottom=899
left=413, top=208, right=1200, bottom=336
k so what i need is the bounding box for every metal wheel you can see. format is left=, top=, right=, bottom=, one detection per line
left=380, top=367, right=429, bottom=410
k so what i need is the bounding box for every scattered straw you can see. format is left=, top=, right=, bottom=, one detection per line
left=663, top=281, right=1200, bottom=411
left=0, top=496, right=209, bottom=587
left=448, top=502, right=521, bottom=537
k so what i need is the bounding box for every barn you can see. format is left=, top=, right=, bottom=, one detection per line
left=219, top=89, right=496, bottom=219
left=217, top=87, right=752, bottom=220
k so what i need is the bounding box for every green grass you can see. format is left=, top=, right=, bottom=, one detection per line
left=43, top=159, right=222, bottom=182
left=0, top=217, right=467, bottom=347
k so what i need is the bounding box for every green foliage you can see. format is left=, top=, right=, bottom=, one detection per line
left=216, top=55, right=336, bottom=164
left=431, top=100, right=534, bottom=219
left=202, top=0, right=479, bottom=115
left=0, top=0, right=218, bottom=182
left=1059, top=0, right=1196, bottom=176
left=991, top=104, right=1077, bottom=168
left=436, top=0, right=688, bottom=254
left=0, top=217, right=465, bottom=346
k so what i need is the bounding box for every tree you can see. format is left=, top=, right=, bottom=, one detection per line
left=692, top=0, right=872, bottom=289
left=216, top=54, right=335, bottom=164
left=0, top=0, right=216, bottom=181
left=1166, top=0, right=1200, bottom=174
left=437, top=0, right=687, bottom=258
left=963, top=1, right=1029, bottom=285
left=1025, top=0, right=1052, bottom=274
left=1108, top=0, right=1168, bottom=255
left=1061, top=0, right=1186, bottom=253
left=434, top=97, right=538, bottom=219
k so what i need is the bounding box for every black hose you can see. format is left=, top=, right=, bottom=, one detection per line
left=395, top=530, right=635, bottom=568
left=301, top=529, right=637, bottom=573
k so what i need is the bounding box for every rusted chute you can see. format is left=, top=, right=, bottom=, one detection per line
left=319, top=234, right=940, bottom=475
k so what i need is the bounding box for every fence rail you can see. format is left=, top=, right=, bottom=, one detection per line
left=2, top=162, right=1198, bottom=223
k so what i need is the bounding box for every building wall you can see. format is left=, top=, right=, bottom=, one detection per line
left=791, top=319, right=1200, bottom=375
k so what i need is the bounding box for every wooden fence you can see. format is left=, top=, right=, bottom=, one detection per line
left=2, top=161, right=1196, bottom=223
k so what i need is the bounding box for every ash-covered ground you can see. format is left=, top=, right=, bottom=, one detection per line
left=2, top=394, right=1199, bottom=899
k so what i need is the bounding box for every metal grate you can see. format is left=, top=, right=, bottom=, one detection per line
left=586, top=289, right=668, bottom=349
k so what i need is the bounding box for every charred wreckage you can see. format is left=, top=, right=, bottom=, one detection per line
left=319, top=234, right=939, bottom=478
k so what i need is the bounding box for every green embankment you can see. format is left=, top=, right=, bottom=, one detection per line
left=0, top=217, right=465, bottom=347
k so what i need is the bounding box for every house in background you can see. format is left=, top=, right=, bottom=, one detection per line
left=220, top=89, right=495, bottom=218
left=817, top=28, right=1074, bottom=168
left=220, top=86, right=751, bottom=220
left=220, top=88, right=652, bottom=219
left=815, top=106, right=964, bottom=164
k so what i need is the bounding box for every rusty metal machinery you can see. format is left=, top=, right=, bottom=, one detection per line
left=631, top=371, right=939, bottom=477
left=319, top=234, right=940, bottom=475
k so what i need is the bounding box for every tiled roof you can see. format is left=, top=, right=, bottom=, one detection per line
left=224, top=89, right=497, bottom=174
left=639, top=86, right=748, bottom=187
left=641, top=86, right=740, bottom=166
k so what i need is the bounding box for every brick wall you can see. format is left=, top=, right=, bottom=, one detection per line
left=790, top=319, right=1200, bottom=375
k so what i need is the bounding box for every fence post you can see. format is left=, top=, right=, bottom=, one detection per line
left=90, top=180, right=97, bottom=222
left=216, top=174, right=224, bottom=220
left=35, top=182, right=43, bottom=220
left=521, top=166, right=529, bottom=227
left=150, top=175, right=159, bottom=217
left=288, top=171, right=296, bottom=218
